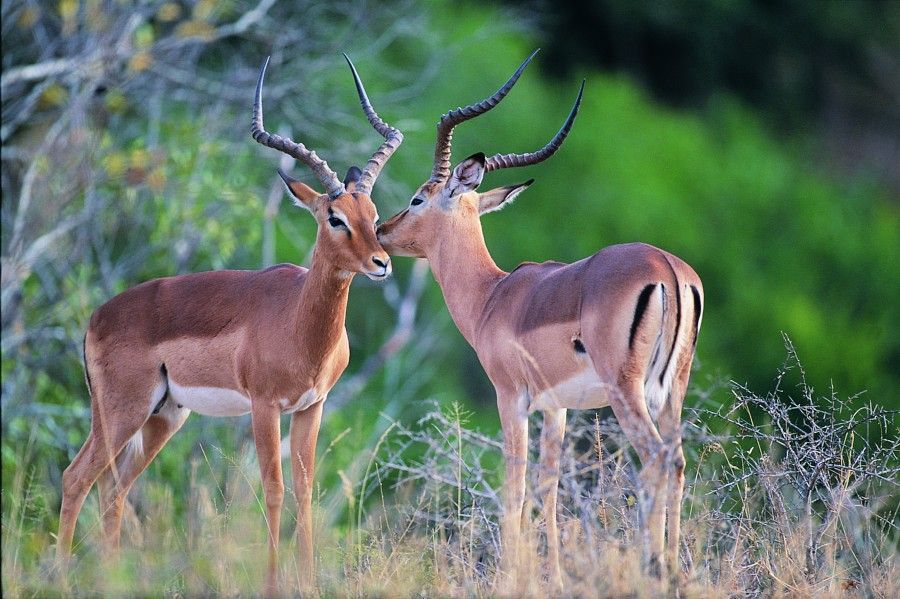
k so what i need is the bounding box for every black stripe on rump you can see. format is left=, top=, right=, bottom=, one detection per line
left=629, top=284, right=658, bottom=349
left=690, top=284, right=702, bottom=347
left=659, top=281, right=682, bottom=384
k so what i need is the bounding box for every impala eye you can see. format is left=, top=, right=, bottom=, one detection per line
left=328, top=216, right=346, bottom=228
left=411, top=197, right=424, bottom=206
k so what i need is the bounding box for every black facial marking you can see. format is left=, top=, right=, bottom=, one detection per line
left=327, top=207, right=349, bottom=231
left=629, top=284, right=657, bottom=349
left=573, top=338, right=586, bottom=353
left=690, top=284, right=702, bottom=347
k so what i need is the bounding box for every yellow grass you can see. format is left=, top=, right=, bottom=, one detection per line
left=3, top=392, right=898, bottom=598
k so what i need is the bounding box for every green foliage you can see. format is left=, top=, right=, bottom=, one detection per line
left=524, top=0, right=900, bottom=128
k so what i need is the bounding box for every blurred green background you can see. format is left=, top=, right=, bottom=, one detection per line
left=2, top=0, right=898, bottom=525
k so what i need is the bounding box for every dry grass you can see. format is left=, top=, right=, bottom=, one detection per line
left=3, top=349, right=898, bottom=598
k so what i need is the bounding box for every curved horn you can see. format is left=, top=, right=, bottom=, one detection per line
left=251, top=56, right=345, bottom=199
left=430, top=49, right=539, bottom=183
left=343, top=54, right=404, bottom=195
left=485, top=80, right=584, bottom=173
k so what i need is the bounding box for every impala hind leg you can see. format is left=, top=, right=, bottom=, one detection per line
left=290, top=400, right=323, bottom=593
left=97, top=404, right=190, bottom=553
left=251, top=402, right=284, bottom=597
left=609, top=381, right=667, bottom=577
left=657, top=359, right=693, bottom=586
left=538, top=408, right=566, bottom=590
left=57, top=394, right=150, bottom=564
left=497, top=391, right=529, bottom=593
left=58, top=432, right=101, bottom=564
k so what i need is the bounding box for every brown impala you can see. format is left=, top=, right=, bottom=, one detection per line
left=377, top=51, right=703, bottom=589
left=57, top=55, right=402, bottom=594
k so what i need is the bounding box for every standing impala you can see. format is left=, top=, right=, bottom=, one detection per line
left=377, top=52, right=703, bottom=588
left=57, top=55, right=402, bottom=594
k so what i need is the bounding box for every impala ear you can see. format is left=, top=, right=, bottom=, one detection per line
left=278, top=168, right=320, bottom=210
left=343, top=165, right=362, bottom=192
left=447, top=152, right=486, bottom=197
left=478, top=179, right=534, bottom=215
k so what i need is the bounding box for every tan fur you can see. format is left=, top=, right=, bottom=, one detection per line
left=58, top=188, right=389, bottom=595
left=379, top=177, right=703, bottom=589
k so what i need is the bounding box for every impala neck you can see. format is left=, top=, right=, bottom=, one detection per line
left=294, top=248, right=352, bottom=358
left=429, top=219, right=506, bottom=347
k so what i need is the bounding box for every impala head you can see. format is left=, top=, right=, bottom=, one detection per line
left=377, top=50, right=583, bottom=258
left=252, top=55, right=403, bottom=280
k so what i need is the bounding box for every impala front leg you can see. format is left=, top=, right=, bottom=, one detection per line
left=497, top=390, right=529, bottom=593
left=251, top=402, right=284, bottom=597
left=538, top=408, right=567, bottom=590
left=290, top=399, right=324, bottom=593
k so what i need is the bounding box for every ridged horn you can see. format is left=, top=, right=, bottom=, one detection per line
left=251, top=56, right=345, bottom=199
left=343, top=53, right=404, bottom=195
left=430, top=49, right=539, bottom=183
left=485, top=80, right=584, bottom=172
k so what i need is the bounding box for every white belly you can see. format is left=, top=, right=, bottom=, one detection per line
left=279, top=388, right=322, bottom=414
left=528, top=368, right=614, bottom=412
left=168, top=380, right=252, bottom=417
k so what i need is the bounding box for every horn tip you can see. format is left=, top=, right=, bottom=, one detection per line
left=575, top=80, right=585, bottom=102
left=256, top=57, right=270, bottom=89
left=343, top=53, right=358, bottom=74
left=568, top=81, right=585, bottom=114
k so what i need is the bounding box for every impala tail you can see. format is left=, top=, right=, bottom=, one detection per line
left=628, top=257, right=703, bottom=421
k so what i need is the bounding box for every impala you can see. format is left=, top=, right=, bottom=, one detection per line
left=377, top=52, right=703, bottom=588
left=57, top=55, right=402, bottom=594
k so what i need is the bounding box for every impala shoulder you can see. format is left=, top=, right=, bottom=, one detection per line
left=508, top=260, right=566, bottom=275
left=256, top=262, right=307, bottom=281
left=254, top=262, right=308, bottom=287
left=488, top=260, right=565, bottom=307
left=260, top=262, right=305, bottom=275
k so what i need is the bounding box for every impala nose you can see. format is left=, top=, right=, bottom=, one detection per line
left=366, top=255, right=391, bottom=280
